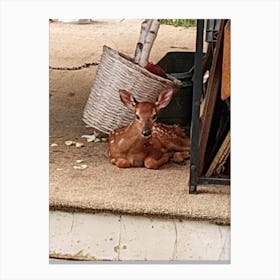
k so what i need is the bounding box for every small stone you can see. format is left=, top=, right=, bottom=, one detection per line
left=65, top=140, right=75, bottom=146
left=56, top=168, right=64, bottom=171
left=76, top=159, right=83, bottom=163
left=101, top=138, right=108, bottom=142
left=73, top=164, right=88, bottom=170
left=75, top=142, right=84, bottom=148
left=51, top=143, right=58, bottom=147
left=94, top=138, right=101, bottom=143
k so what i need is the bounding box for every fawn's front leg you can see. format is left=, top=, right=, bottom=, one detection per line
left=110, top=157, right=131, bottom=168
left=144, top=153, right=169, bottom=169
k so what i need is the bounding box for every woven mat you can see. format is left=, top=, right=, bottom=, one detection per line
left=49, top=90, right=230, bottom=225
left=50, top=156, right=230, bottom=225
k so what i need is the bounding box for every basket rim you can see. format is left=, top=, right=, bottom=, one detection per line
left=103, top=45, right=182, bottom=89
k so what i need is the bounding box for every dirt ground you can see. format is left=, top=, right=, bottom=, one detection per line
left=49, top=20, right=230, bottom=224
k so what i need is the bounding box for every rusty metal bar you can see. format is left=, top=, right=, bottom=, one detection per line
left=189, top=19, right=204, bottom=194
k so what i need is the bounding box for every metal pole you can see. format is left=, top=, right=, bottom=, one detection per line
left=189, top=19, right=204, bottom=194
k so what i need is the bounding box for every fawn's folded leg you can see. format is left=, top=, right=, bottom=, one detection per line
left=111, top=158, right=131, bottom=168
left=144, top=153, right=169, bottom=169
left=172, top=151, right=190, bottom=163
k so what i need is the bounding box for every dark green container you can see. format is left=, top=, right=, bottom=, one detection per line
left=157, top=52, right=195, bottom=128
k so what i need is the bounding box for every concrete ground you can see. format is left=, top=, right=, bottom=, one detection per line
left=50, top=211, right=230, bottom=262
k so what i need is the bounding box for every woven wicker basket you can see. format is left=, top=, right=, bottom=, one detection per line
left=83, top=45, right=182, bottom=135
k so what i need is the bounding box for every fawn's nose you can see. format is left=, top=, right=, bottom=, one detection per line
left=142, top=129, right=151, bottom=137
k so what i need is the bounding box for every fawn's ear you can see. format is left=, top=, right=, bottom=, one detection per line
left=119, top=90, right=138, bottom=110
left=155, top=88, right=174, bottom=110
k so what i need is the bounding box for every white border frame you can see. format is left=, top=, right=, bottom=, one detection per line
left=1, top=0, right=279, bottom=279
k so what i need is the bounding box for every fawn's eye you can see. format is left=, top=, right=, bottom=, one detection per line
left=152, top=114, right=157, bottom=121
left=135, top=114, right=140, bottom=120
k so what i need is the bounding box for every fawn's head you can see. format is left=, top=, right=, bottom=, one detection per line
left=119, top=88, right=174, bottom=138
